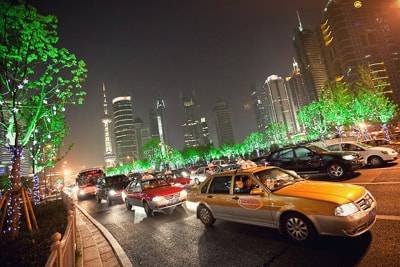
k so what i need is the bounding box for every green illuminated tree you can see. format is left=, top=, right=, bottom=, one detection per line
left=244, top=132, right=267, bottom=157
left=297, top=101, right=330, bottom=141
left=264, top=123, right=288, bottom=145
left=0, top=3, right=87, bottom=237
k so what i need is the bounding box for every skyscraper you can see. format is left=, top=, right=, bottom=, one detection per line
left=200, top=117, right=212, bottom=146
left=264, top=75, right=298, bottom=134
left=250, top=83, right=272, bottom=132
left=149, top=97, right=168, bottom=144
left=181, top=93, right=202, bottom=147
left=112, top=96, right=137, bottom=163
left=286, top=59, right=312, bottom=118
left=293, top=11, right=329, bottom=100
left=133, top=117, right=151, bottom=160
left=320, top=0, right=400, bottom=102
left=213, top=99, right=235, bottom=146
left=101, top=83, right=116, bottom=168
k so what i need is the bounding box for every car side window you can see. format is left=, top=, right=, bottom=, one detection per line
left=208, top=176, right=232, bottom=194
left=294, top=147, right=312, bottom=159
left=233, top=175, right=256, bottom=194
left=279, top=148, right=294, bottom=159
left=327, top=144, right=340, bottom=151
left=342, top=143, right=363, bottom=151
left=133, top=181, right=142, bottom=192
left=201, top=179, right=211, bottom=194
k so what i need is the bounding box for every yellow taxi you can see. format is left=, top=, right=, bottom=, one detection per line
left=188, top=166, right=376, bottom=242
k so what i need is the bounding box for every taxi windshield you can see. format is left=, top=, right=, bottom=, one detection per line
left=254, top=168, right=302, bottom=191
left=142, top=178, right=169, bottom=190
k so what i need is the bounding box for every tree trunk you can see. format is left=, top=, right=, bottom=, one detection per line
left=9, top=146, right=22, bottom=239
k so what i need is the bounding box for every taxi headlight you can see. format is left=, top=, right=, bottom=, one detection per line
left=335, top=203, right=359, bottom=216
left=181, top=171, right=189, bottom=177
left=180, top=190, right=187, bottom=198
left=342, top=155, right=355, bottom=161
left=152, top=196, right=164, bottom=202
left=79, top=190, right=86, bottom=196
left=109, top=189, right=117, bottom=196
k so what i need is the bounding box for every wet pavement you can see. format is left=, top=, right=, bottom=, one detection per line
left=78, top=161, right=400, bottom=267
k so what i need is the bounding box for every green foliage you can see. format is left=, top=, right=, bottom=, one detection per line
left=264, top=123, right=288, bottom=145
left=0, top=2, right=87, bottom=153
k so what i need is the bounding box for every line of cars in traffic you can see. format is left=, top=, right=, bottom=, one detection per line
left=70, top=140, right=398, bottom=243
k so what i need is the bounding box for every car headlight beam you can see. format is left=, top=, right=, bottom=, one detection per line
left=335, top=202, right=359, bottom=216
left=109, top=189, right=117, bottom=196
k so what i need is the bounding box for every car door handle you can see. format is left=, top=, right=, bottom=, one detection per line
left=207, top=195, right=213, bottom=198
left=232, top=196, right=239, bottom=200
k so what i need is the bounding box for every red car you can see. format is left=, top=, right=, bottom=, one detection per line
left=122, top=178, right=187, bottom=216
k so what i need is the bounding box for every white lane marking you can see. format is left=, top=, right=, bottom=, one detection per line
left=349, top=181, right=400, bottom=185
left=377, top=215, right=400, bottom=221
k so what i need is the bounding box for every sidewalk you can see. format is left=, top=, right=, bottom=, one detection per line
left=76, top=208, right=121, bottom=267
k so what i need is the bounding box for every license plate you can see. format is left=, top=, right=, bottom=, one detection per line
left=168, top=198, right=179, bottom=205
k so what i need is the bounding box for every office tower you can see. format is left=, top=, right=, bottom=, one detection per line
left=320, top=0, right=400, bottom=102
left=213, top=99, right=235, bottom=146
left=101, top=83, right=116, bottom=168
left=250, top=83, right=272, bottom=132
left=286, top=59, right=312, bottom=116
left=181, top=93, right=203, bottom=147
left=264, top=75, right=298, bottom=134
left=133, top=117, right=151, bottom=160
left=112, top=96, right=137, bottom=163
left=200, top=117, right=213, bottom=146
left=149, top=97, right=168, bottom=144
left=293, top=11, right=329, bottom=99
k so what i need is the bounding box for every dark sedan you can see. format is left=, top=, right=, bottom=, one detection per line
left=96, top=174, right=130, bottom=206
left=257, top=145, right=363, bottom=179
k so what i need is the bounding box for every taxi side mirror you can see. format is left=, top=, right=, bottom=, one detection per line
left=250, top=188, right=265, bottom=196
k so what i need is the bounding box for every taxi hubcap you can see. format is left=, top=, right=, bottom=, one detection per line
left=287, top=217, right=308, bottom=241
left=329, top=165, right=344, bottom=177
left=200, top=208, right=211, bottom=223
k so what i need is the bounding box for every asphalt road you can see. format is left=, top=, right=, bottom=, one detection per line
left=78, top=162, right=400, bottom=267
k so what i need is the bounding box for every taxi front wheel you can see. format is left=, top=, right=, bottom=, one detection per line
left=198, top=205, right=215, bottom=227
left=282, top=213, right=316, bottom=242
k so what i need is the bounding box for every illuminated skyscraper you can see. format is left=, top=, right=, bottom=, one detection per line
left=200, top=117, right=212, bottom=146
left=250, top=83, right=272, bottom=132
left=264, top=75, right=298, bottom=133
left=293, top=11, right=329, bottom=99
left=181, top=92, right=204, bottom=147
left=320, top=0, right=400, bottom=102
left=213, top=99, right=235, bottom=146
left=286, top=59, right=312, bottom=114
left=149, top=97, right=168, bottom=144
left=101, top=84, right=116, bottom=167
left=112, top=96, right=137, bottom=163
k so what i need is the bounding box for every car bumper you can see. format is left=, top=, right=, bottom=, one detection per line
left=344, top=160, right=364, bottom=171
left=150, top=198, right=187, bottom=211
left=310, top=204, right=376, bottom=237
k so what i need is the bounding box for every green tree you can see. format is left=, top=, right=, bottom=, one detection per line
left=297, top=101, right=329, bottom=141
left=244, top=132, right=267, bottom=157
left=264, top=123, right=288, bottom=145
left=0, top=3, right=87, bottom=237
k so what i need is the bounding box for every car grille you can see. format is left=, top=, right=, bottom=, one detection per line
left=164, top=192, right=180, bottom=200
left=356, top=193, right=374, bottom=211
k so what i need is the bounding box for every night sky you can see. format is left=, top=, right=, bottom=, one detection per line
left=29, top=0, right=329, bottom=172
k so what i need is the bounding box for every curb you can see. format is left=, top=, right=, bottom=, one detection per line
left=76, top=204, right=133, bottom=267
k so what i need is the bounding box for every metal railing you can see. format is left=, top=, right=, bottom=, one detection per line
left=45, top=192, right=76, bottom=267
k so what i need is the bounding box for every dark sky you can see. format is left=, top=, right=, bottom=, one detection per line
left=29, top=0, right=328, bottom=172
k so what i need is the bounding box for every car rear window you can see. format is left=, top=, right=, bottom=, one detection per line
left=209, top=176, right=232, bottom=194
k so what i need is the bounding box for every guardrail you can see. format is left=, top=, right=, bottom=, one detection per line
left=45, top=192, right=76, bottom=267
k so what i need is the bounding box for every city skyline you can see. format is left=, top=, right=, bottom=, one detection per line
left=27, top=0, right=400, bottom=172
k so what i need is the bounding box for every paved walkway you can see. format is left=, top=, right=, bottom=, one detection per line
left=76, top=208, right=121, bottom=267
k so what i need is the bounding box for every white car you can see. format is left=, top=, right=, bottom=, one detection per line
left=326, top=141, right=398, bottom=167
left=190, top=166, right=212, bottom=184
